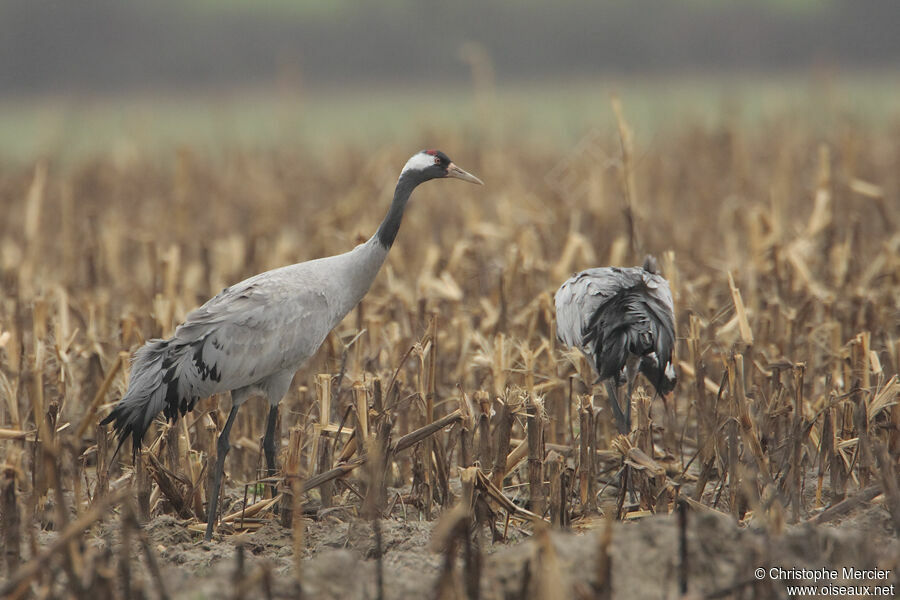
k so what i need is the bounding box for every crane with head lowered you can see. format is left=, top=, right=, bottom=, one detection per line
left=555, top=255, right=676, bottom=434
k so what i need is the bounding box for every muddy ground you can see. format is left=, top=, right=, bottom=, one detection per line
left=85, top=487, right=899, bottom=600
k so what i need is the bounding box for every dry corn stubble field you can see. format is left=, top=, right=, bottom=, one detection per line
left=0, top=99, right=899, bottom=599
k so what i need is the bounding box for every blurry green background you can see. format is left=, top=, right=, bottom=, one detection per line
left=1, top=0, right=898, bottom=162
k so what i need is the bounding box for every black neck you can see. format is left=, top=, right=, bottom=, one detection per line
left=375, top=172, right=421, bottom=248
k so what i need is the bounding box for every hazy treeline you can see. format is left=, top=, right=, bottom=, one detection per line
left=2, top=0, right=899, bottom=94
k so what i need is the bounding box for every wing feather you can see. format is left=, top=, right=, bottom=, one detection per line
left=171, top=268, right=333, bottom=397
left=104, top=262, right=344, bottom=456
left=555, top=265, right=676, bottom=392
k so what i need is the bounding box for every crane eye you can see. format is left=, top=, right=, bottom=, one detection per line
left=433, top=156, right=441, bottom=165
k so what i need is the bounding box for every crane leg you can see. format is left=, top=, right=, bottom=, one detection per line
left=263, top=404, right=279, bottom=477
left=205, top=403, right=240, bottom=541
left=605, top=380, right=630, bottom=435
left=624, top=387, right=633, bottom=434
left=262, top=404, right=279, bottom=501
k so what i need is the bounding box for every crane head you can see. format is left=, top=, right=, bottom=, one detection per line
left=400, top=150, right=483, bottom=185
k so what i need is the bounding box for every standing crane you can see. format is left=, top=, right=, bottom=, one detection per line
left=101, top=150, right=483, bottom=540
left=555, top=256, right=676, bottom=434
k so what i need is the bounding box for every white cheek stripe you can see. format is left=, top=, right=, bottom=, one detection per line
left=401, top=152, right=435, bottom=175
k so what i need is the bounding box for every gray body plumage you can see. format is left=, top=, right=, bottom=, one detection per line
left=105, top=237, right=389, bottom=456
left=101, top=149, right=484, bottom=541
left=555, top=257, right=676, bottom=431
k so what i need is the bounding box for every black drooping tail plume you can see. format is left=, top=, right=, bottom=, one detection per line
left=101, top=338, right=198, bottom=460
left=637, top=254, right=676, bottom=395
left=583, top=256, right=676, bottom=397
left=637, top=318, right=677, bottom=396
